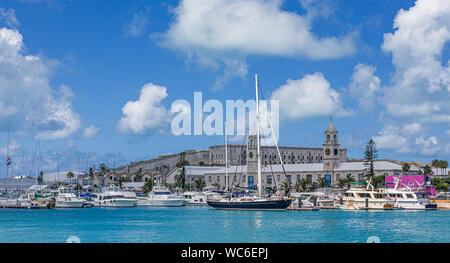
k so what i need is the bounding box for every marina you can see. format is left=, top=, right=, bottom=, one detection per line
left=0, top=206, right=448, bottom=243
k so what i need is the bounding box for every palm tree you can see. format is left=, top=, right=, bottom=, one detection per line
left=337, top=178, right=347, bottom=189
left=431, top=159, right=439, bottom=175
left=316, top=177, right=326, bottom=188
left=67, top=171, right=74, bottom=185
left=195, top=179, right=206, bottom=191
left=143, top=178, right=154, bottom=193
left=402, top=162, right=410, bottom=175
left=440, top=160, right=448, bottom=176
left=296, top=178, right=309, bottom=192
left=280, top=181, right=290, bottom=196
left=345, top=174, right=355, bottom=189
left=423, top=165, right=433, bottom=175
left=213, top=182, right=221, bottom=190
left=38, top=171, right=44, bottom=184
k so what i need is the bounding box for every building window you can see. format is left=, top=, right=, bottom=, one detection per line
left=286, top=175, right=292, bottom=184
left=306, top=175, right=312, bottom=184
left=216, top=176, right=220, bottom=182
left=267, top=175, right=272, bottom=185
left=336, top=174, right=340, bottom=181
left=277, top=175, right=280, bottom=181
left=242, top=175, right=246, bottom=183
left=296, top=174, right=300, bottom=183
left=208, top=176, right=212, bottom=183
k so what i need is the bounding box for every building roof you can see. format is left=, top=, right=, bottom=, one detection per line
left=201, top=161, right=404, bottom=175
left=183, top=166, right=224, bottom=176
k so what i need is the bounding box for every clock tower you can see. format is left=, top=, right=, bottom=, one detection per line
left=323, top=118, right=340, bottom=185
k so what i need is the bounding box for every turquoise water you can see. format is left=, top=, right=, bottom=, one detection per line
left=0, top=207, right=448, bottom=243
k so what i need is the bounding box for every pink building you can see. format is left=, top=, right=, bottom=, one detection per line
left=385, top=175, right=436, bottom=196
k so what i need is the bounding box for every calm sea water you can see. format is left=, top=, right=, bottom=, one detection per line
left=0, top=207, right=448, bottom=243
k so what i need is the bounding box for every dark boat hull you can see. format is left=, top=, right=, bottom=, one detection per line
left=207, top=199, right=293, bottom=210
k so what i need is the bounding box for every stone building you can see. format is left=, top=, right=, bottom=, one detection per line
left=167, top=119, right=415, bottom=191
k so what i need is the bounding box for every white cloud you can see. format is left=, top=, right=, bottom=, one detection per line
left=402, top=122, right=423, bottom=135
left=124, top=8, right=150, bottom=37
left=0, top=27, right=81, bottom=140
left=0, top=139, right=21, bottom=156
left=349, top=63, right=381, bottom=111
left=374, top=123, right=441, bottom=156
left=415, top=136, right=439, bottom=155
left=118, top=83, right=170, bottom=134
left=0, top=8, right=19, bottom=28
left=270, top=72, right=346, bottom=121
left=162, top=0, right=355, bottom=89
left=382, top=0, right=450, bottom=122
left=82, top=125, right=100, bottom=139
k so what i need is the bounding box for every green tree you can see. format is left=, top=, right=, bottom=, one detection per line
left=296, top=178, right=310, bottom=192
left=118, top=176, right=131, bottom=187
left=364, top=139, right=378, bottom=178
left=345, top=174, right=355, bottom=189
left=98, top=163, right=110, bottom=186
left=134, top=168, right=143, bottom=182
left=422, top=165, right=433, bottom=175
left=280, top=181, right=291, bottom=196
left=38, top=171, right=44, bottom=184
left=402, top=162, right=410, bottom=175
left=67, top=171, right=74, bottom=185
left=371, top=175, right=385, bottom=189
left=316, top=177, right=326, bottom=188
left=143, top=178, right=154, bottom=193
left=431, top=159, right=439, bottom=175
left=337, top=177, right=347, bottom=189
left=175, top=152, right=190, bottom=190
left=213, top=182, right=221, bottom=190
left=194, top=179, right=206, bottom=191
left=436, top=181, right=449, bottom=193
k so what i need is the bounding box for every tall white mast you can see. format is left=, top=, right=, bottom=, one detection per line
left=225, top=121, right=228, bottom=191
left=255, top=74, right=262, bottom=196
left=36, top=141, right=39, bottom=185
left=6, top=130, right=9, bottom=180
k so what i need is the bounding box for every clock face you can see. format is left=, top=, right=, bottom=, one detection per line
left=334, top=148, right=339, bottom=155
left=325, top=148, right=331, bottom=155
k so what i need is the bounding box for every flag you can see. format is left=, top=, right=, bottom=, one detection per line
left=263, top=163, right=268, bottom=168
left=6, top=157, right=11, bottom=166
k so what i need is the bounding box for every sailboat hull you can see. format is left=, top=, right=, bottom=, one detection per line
left=207, top=199, right=293, bottom=211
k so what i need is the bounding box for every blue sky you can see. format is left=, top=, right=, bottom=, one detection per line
left=0, top=0, right=449, bottom=176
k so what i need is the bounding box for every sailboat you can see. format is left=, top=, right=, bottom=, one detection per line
left=207, top=74, right=293, bottom=210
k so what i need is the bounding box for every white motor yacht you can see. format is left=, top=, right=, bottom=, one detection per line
left=182, top=191, right=207, bottom=206
left=137, top=186, right=184, bottom=207
left=94, top=186, right=137, bottom=207
left=290, top=192, right=336, bottom=209
left=52, top=188, right=86, bottom=208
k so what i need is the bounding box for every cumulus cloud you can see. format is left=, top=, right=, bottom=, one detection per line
left=0, top=27, right=81, bottom=140
left=381, top=0, right=450, bottom=122
left=349, top=63, right=381, bottom=111
left=374, top=123, right=440, bottom=156
left=162, top=0, right=356, bottom=89
left=270, top=72, right=347, bottom=121
left=82, top=125, right=100, bottom=139
left=118, top=83, right=170, bottom=134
